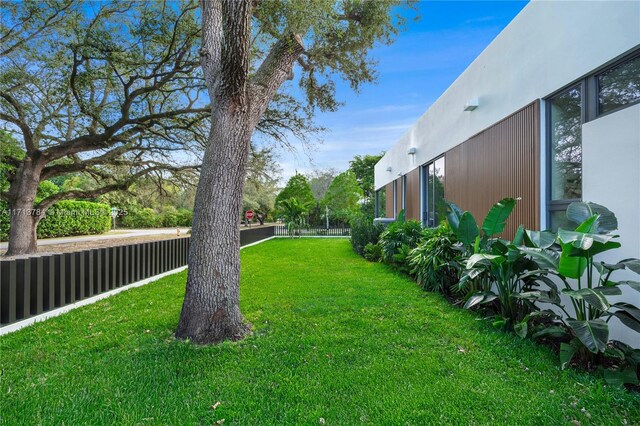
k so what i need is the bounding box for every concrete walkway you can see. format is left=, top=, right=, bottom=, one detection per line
left=0, top=228, right=190, bottom=250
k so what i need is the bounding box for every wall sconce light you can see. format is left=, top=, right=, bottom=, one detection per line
left=464, top=97, right=479, bottom=111
left=386, top=166, right=392, bottom=172
left=407, top=147, right=417, bottom=155
left=397, top=172, right=402, bottom=177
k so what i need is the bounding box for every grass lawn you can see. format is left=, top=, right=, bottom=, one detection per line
left=1, top=239, right=638, bottom=425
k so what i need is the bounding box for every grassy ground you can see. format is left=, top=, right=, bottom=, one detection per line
left=1, top=239, right=638, bottom=425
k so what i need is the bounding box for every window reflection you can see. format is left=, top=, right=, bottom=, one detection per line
left=598, top=55, right=640, bottom=115
left=550, top=86, right=582, bottom=201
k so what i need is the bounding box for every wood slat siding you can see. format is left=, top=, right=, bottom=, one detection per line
left=385, top=182, right=394, bottom=218
left=444, top=101, right=540, bottom=238
left=405, top=168, right=421, bottom=221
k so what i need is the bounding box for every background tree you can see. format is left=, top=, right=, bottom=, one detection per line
left=176, top=0, right=411, bottom=344
left=322, top=170, right=363, bottom=226
left=0, top=0, right=320, bottom=255
left=348, top=153, right=384, bottom=217
left=308, top=168, right=337, bottom=201
left=242, top=146, right=282, bottom=225
left=0, top=1, right=206, bottom=255
left=274, top=173, right=316, bottom=217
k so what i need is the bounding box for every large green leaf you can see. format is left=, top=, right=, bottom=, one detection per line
left=557, top=215, right=601, bottom=279
left=396, top=209, right=406, bottom=223
left=560, top=339, right=581, bottom=369
left=457, top=211, right=479, bottom=246
left=558, top=244, right=587, bottom=279
left=562, top=288, right=610, bottom=311
left=466, top=253, right=501, bottom=269
left=446, top=201, right=464, bottom=232
left=463, top=291, right=497, bottom=309
left=524, top=229, right=556, bottom=249
left=569, top=241, right=621, bottom=258
left=566, top=202, right=618, bottom=234
left=618, top=258, right=640, bottom=275
left=514, top=290, right=560, bottom=304
left=531, top=326, right=569, bottom=340
left=566, top=319, right=609, bottom=353
left=611, top=311, right=640, bottom=333
left=519, top=247, right=560, bottom=269
left=603, top=368, right=639, bottom=387
left=481, top=198, right=516, bottom=236
left=512, top=225, right=525, bottom=246
left=620, top=281, right=640, bottom=292
left=611, top=302, right=640, bottom=333
left=558, top=229, right=617, bottom=251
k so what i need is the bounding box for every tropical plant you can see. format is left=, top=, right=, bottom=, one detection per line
left=514, top=202, right=640, bottom=383
left=378, top=210, right=424, bottom=265
left=277, top=198, right=311, bottom=237
left=446, top=198, right=546, bottom=326
left=408, top=222, right=459, bottom=294
left=364, top=243, right=382, bottom=262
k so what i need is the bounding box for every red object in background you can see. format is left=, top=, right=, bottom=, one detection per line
left=245, top=210, right=254, bottom=220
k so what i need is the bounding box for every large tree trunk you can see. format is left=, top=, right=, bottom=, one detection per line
left=5, top=158, right=42, bottom=256
left=175, top=0, right=303, bottom=345
left=175, top=106, right=252, bottom=343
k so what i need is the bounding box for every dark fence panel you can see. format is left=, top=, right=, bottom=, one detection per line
left=0, top=226, right=275, bottom=327
left=273, top=226, right=350, bottom=237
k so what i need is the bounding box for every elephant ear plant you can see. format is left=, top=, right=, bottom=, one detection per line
left=516, top=202, right=640, bottom=386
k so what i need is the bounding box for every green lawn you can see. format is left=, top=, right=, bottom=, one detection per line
left=1, top=239, right=638, bottom=425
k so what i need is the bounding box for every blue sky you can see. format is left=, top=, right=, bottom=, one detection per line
left=275, top=0, right=529, bottom=182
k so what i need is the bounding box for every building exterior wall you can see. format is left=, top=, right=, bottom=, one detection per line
left=374, top=0, right=639, bottom=190
left=582, top=103, right=640, bottom=344
left=444, top=101, right=540, bottom=236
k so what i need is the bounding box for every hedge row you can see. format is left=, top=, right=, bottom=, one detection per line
left=0, top=200, right=111, bottom=241
left=119, top=207, right=192, bottom=228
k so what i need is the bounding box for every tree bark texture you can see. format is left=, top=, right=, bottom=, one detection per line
left=176, top=0, right=304, bottom=344
left=5, top=157, right=44, bottom=256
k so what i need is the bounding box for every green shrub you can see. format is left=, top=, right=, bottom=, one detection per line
left=350, top=216, right=384, bottom=256
left=121, top=207, right=161, bottom=228
left=176, top=208, right=193, bottom=226
left=408, top=222, right=459, bottom=294
left=378, top=219, right=423, bottom=265
left=0, top=200, right=9, bottom=240
left=36, top=200, right=111, bottom=238
left=363, top=242, right=382, bottom=262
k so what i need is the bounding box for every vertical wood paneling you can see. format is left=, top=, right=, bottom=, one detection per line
left=445, top=101, right=540, bottom=238
left=385, top=182, right=394, bottom=217
left=404, top=168, right=421, bottom=221
left=395, top=177, right=402, bottom=217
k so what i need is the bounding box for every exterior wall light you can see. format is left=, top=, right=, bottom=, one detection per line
left=386, top=166, right=392, bottom=172
left=464, top=97, right=479, bottom=111
left=407, top=147, right=417, bottom=155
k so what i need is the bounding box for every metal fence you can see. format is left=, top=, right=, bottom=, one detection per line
left=0, top=226, right=275, bottom=326
left=274, top=226, right=350, bottom=237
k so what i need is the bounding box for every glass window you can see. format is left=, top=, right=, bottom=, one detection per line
left=422, top=157, right=446, bottom=227
left=549, top=86, right=582, bottom=201
left=434, top=157, right=446, bottom=225
left=375, top=188, right=386, bottom=218
left=598, top=55, right=640, bottom=115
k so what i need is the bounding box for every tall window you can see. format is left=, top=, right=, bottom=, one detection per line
left=422, top=156, right=445, bottom=227
left=546, top=49, right=639, bottom=230
left=549, top=85, right=582, bottom=230
left=375, top=187, right=386, bottom=218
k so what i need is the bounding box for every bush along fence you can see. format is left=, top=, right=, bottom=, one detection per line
left=274, top=225, right=350, bottom=237
left=0, top=226, right=275, bottom=327
left=0, top=200, right=112, bottom=241
left=351, top=202, right=640, bottom=389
